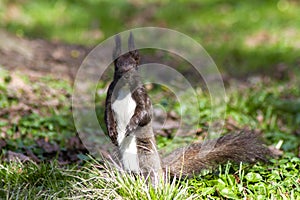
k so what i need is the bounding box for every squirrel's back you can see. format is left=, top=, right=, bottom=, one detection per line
left=162, top=131, right=270, bottom=178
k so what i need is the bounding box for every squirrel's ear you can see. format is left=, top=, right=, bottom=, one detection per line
left=113, top=35, right=121, bottom=60
left=128, top=32, right=139, bottom=61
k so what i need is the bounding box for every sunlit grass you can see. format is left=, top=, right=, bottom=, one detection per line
left=1, top=155, right=299, bottom=199
left=0, top=1, right=300, bottom=198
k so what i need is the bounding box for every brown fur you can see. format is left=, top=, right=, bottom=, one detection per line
left=136, top=123, right=162, bottom=183
left=105, top=33, right=271, bottom=182
left=162, top=131, right=271, bottom=177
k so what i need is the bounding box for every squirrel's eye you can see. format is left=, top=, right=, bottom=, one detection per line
left=116, top=63, right=122, bottom=69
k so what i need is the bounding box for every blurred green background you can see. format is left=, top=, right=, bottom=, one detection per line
left=1, top=1, right=300, bottom=198
left=1, top=0, right=299, bottom=76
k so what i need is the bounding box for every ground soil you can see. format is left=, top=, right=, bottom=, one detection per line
left=0, top=29, right=91, bottom=81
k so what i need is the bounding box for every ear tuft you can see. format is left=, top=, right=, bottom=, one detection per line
left=128, top=32, right=135, bottom=51
left=128, top=32, right=140, bottom=62
left=113, top=34, right=121, bottom=60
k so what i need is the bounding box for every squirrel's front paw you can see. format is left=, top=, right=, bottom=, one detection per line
left=125, top=124, right=136, bottom=137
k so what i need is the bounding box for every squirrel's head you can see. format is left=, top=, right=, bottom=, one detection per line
left=113, top=33, right=140, bottom=76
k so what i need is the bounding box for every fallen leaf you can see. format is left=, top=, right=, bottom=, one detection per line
left=0, top=139, right=6, bottom=149
left=25, top=148, right=40, bottom=163
left=36, top=138, right=59, bottom=153
left=6, top=150, right=31, bottom=162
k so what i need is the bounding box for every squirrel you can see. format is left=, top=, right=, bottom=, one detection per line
left=104, top=33, right=271, bottom=184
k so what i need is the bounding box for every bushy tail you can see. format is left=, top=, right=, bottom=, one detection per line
left=162, top=131, right=271, bottom=178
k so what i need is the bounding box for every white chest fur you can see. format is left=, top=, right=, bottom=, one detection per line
left=111, top=88, right=139, bottom=172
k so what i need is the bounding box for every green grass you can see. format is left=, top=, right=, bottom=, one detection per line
left=0, top=161, right=75, bottom=199
left=1, top=65, right=300, bottom=199
left=1, top=155, right=299, bottom=199
left=188, top=155, right=300, bottom=199
left=1, top=0, right=300, bottom=199
left=0, top=71, right=74, bottom=152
